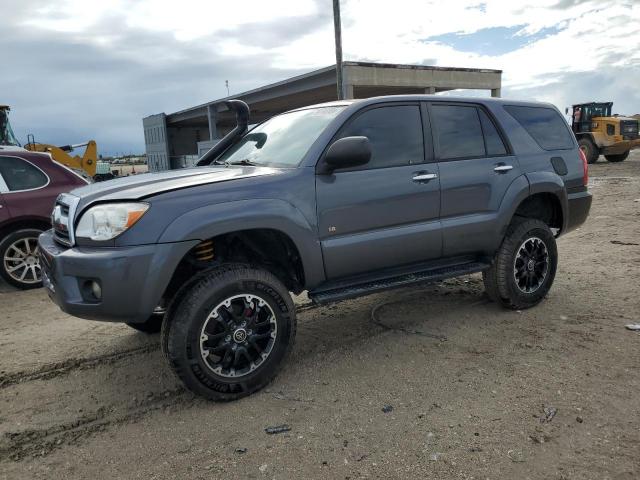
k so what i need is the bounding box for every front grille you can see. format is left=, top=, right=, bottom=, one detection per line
left=51, top=194, right=79, bottom=246
left=621, top=120, right=639, bottom=140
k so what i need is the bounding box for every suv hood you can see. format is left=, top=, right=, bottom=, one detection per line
left=70, top=166, right=280, bottom=205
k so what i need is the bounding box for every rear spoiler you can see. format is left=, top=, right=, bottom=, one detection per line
left=197, top=100, right=250, bottom=166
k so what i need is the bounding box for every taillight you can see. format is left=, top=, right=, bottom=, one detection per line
left=578, top=148, right=589, bottom=185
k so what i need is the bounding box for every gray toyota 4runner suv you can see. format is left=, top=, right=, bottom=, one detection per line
left=38, top=96, right=592, bottom=401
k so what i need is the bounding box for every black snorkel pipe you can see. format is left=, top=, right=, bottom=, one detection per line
left=197, top=99, right=250, bottom=166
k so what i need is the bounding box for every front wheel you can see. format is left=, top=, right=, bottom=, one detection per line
left=162, top=264, right=296, bottom=401
left=578, top=138, right=599, bottom=164
left=0, top=229, right=44, bottom=289
left=605, top=151, right=629, bottom=162
left=483, top=218, right=558, bottom=310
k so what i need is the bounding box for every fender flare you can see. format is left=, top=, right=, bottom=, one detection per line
left=495, top=172, right=568, bottom=242
left=525, top=171, right=569, bottom=233
left=493, top=174, right=531, bottom=246
left=157, top=198, right=325, bottom=288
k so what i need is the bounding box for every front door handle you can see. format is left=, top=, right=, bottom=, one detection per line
left=413, top=173, right=438, bottom=182
left=493, top=164, right=513, bottom=173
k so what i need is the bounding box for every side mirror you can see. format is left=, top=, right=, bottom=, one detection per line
left=317, top=136, right=372, bottom=174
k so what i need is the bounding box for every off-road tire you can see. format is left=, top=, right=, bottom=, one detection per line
left=126, top=314, right=163, bottom=333
left=0, top=228, right=44, bottom=290
left=605, top=151, right=629, bottom=162
left=162, top=264, right=296, bottom=401
left=483, top=218, right=557, bottom=310
left=578, top=138, right=599, bottom=164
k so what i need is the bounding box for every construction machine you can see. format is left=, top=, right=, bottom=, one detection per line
left=0, top=105, right=20, bottom=147
left=1, top=104, right=109, bottom=180
left=568, top=102, right=640, bottom=164
left=24, top=136, right=98, bottom=178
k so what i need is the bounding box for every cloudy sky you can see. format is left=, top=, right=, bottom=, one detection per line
left=3, top=0, right=639, bottom=155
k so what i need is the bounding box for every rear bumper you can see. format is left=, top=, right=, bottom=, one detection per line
left=565, top=189, right=592, bottom=234
left=38, top=230, right=198, bottom=323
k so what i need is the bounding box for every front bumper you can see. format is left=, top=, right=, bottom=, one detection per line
left=565, top=189, right=592, bottom=233
left=38, top=230, right=198, bottom=324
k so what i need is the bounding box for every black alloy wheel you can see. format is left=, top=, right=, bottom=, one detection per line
left=513, top=237, right=549, bottom=294
left=483, top=218, right=558, bottom=310
left=199, top=294, right=278, bottom=378
left=162, top=264, right=296, bottom=401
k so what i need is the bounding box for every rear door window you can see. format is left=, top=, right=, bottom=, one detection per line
left=432, top=105, right=486, bottom=160
left=0, top=156, right=48, bottom=191
left=337, top=105, right=425, bottom=169
left=504, top=105, right=574, bottom=150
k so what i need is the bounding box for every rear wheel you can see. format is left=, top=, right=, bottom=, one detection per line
left=483, top=218, right=557, bottom=310
left=605, top=151, right=629, bottom=162
left=162, top=264, right=296, bottom=401
left=0, top=229, right=44, bottom=289
left=578, top=138, right=599, bottom=164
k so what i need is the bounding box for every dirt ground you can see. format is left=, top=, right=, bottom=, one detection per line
left=1, top=153, right=639, bottom=480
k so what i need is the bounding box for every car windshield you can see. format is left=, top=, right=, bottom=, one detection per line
left=217, top=106, right=345, bottom=168
left=0, top=109, right=20, bottom=147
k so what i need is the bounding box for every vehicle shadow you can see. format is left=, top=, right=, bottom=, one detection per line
left=0, top=277, right=18, bottom=294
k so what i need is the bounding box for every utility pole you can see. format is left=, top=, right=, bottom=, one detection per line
left=225, top=80, right=230, bottom=96
left=333, top=0, right=343, bottom=100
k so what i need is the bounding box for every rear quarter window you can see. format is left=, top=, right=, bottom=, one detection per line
left=504, top=105, right=574, bottom=150
left=0, top=156, right=49, bottom=191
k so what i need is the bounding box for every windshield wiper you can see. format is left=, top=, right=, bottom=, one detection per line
left=225, top=159, right=258, bottom=166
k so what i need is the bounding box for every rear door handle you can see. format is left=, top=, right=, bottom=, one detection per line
left=493, top=164, right=513, bottom=173
left=413, top=173, right=438, bottom=182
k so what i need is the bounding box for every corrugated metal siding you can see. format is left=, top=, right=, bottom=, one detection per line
left=143, top=114, right=170, bottom=171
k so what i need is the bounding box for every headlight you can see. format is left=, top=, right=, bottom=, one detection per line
left=76, top=202, right=149, bottom=241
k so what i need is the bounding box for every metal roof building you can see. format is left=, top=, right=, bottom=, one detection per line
left=143, top=61, right=502, bottom=171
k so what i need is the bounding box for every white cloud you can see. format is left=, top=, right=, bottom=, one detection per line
left=6, top=0, right=640, bottom=153
left=22, top=0, right=640, bottom=89
left=25, top=0, right=320, bottom=40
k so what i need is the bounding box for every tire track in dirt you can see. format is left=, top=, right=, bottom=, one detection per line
left=0, top=343, right=159, bottom=389
left=0, top=281, right=470, bottom=391
left=0, top=303, right=327, bottom=392
left=0, top=387, right=192, bottom=462
left=1, top=283, right=484, bottom=463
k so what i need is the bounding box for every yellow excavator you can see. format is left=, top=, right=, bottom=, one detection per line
left=25, top=135, right=98, bottom=178
left=1, top=105, right=108, bottom=180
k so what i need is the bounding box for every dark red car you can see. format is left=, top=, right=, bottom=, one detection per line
left=0, top=147, right=88, bottom=289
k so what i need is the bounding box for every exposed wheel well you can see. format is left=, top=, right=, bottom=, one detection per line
left=0, top=218, right=50, bottom=241
left=513, top=193, right=563, bottom=232
left=575, top=133, right=594, bottom=143
left=161, top=229, right=305, bottom=310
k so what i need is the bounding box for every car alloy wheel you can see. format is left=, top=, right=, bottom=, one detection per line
left=199, top=294, right=278, bottom=378
left=3, top=236, right=41, bottom=286
left=513, top=236, right=549, bottom=294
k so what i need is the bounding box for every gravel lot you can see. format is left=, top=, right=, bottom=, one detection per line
left=1, top=153, right=639, bottom=479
